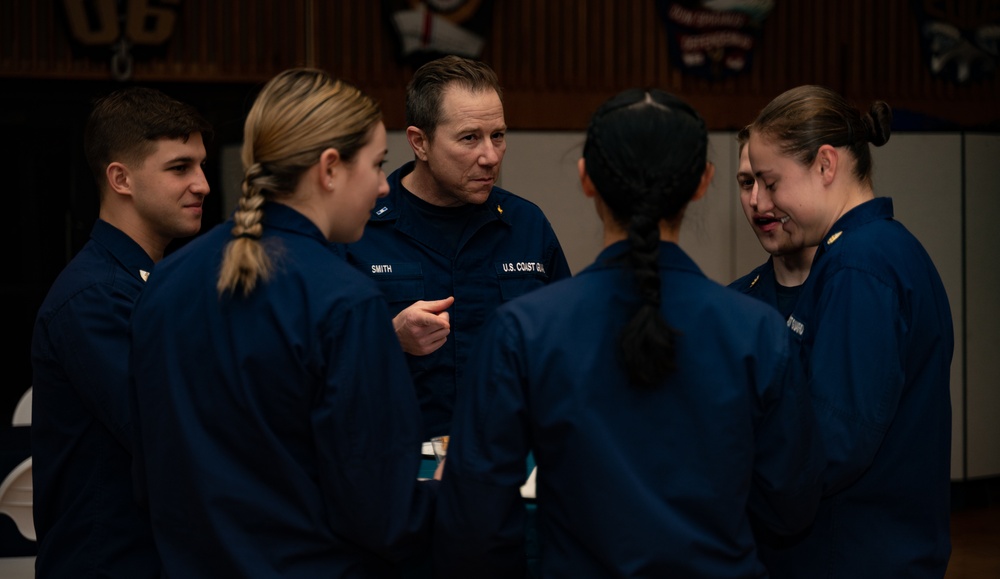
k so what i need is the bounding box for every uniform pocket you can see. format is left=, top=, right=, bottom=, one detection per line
left=495, top=261, right=548, bottom=300
left=366, top=261, right=425, bottom=303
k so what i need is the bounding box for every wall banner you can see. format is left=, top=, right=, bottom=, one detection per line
left=655, top=0, right=774, bottom=80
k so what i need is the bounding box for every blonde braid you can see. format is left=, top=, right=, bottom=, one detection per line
left=216, top=163, right=273, bottom=296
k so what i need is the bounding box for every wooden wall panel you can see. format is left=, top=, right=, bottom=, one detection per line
left=1, top=0, right=998, bottom=130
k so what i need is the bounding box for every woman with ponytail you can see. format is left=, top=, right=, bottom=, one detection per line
left=129, top=69, right=436, bottom=577
left=434, top=88, right=824, bottom=578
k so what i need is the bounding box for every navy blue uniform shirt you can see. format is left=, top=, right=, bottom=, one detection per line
left=729, top=258, right=804, bottom=322
left=130, top=202, right=436, bottom=578
left=31, top=219, right=161, bottom=578
left=759, top=197, right=954, bottom=578
left=336, top=161, right=571, bottom=439
left=434, top=241, right=825, bottom=578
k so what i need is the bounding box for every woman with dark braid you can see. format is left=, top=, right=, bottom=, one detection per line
left=434, top=88, right=824, bottom=578
left=129, top=68, right=437, bottom=577
left=747, top=85, right=954, bottom=578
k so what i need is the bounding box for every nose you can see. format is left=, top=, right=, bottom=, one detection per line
left=377, top=171, right=390, bottom=198
left=192, top=167, right=210, bottom=196
left=753, top=182, right=774, bottom=213
left=479, top=141, right=502, bottom=166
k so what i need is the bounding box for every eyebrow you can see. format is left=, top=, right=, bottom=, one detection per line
left=161, top=155, right=201, bottom=166
left=455, top=119, right=506, bottom=132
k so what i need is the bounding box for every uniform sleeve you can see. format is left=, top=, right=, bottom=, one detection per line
left=434, top=310, right=530, bottom=578
left=809, top=267, right=903, bottom=495
left=311, top=293, right=436, bottom=563
left=748, top=324, right=824, bottom=536
left=46, top=283, right=138, bottom=449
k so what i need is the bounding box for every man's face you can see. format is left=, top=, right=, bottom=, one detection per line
left=420, top=85, right=506, bottom=207
left=738, top=143, right=800, bottom=256
left=128, top=133, right=210, bottom=242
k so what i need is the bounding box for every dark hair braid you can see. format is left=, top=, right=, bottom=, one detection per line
left=620, top=194, right=680, bottom=386
left=584, top=88, right=708, bottom=389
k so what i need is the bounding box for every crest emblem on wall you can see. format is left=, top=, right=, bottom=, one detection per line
left=384, top=0, right=494, bottom=67
left=655, top=0, right=774, bottom=79
left=912, top=0, right=1000, bottom=83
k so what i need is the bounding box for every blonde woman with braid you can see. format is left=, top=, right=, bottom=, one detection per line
left=129, top=69, right=437, bottom=578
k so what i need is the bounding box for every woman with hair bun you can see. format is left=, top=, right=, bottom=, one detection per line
left=434, top=88, right=824, bottom=578
left=747, top=85, right=954, bottom=578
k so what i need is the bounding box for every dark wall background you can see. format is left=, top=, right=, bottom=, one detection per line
left=1, top=0, right=999, bottom=427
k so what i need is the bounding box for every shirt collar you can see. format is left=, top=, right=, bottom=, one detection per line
left=91, top=219, right=156, bottom=283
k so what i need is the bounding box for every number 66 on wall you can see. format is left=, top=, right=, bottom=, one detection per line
left=63, top=0, right=179, bottom=46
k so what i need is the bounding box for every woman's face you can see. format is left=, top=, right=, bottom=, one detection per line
left=747, top=132, right=832, bottom=249
left=738, top=143, right=803, bottom=257
left=327, top=122, right=390, bottom=243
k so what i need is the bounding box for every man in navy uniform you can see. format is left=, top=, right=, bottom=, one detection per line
left=336, top=56, right=571, bottom=441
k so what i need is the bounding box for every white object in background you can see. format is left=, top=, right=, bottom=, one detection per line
left=0, top=556, right=35, bottom=579
left=0, top=457, right=35, bottom=541
left=392, top=5, right=484, bottom=57
left=12, top=387, right=31, bottom=427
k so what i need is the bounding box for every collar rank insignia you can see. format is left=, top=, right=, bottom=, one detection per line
left=139, top=269, right=150, bottom=282
left=826, top=231, right=843, bottom=245
left=749, top=274, right=760, bottom=288
left=496, top=204, right=503, bottom=214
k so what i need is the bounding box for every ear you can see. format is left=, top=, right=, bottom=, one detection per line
left=578, top=157, right=598, bottom=199
left=580, top=157, right=615, bottom=227
left=318, top=147, right=342, bottom=191
left=406, top=126, right=429, bottom=161
left=816, top=144, right=838, bottom=185
left=106, top=162, right=132, bottom=197
left=690, top=161, right=715, bottom=202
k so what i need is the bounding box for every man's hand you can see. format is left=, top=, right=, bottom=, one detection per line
left=393, top=296, right=455, bottom=355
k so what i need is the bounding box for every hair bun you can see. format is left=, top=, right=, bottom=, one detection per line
left=866, top=101, right=892, bottom=147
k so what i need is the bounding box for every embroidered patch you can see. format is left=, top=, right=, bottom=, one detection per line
left=786, top=315, right=804, bottom=336
left=366, top=262, right=422, bottom=277
left=496, top=261, right=546, bottom=275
